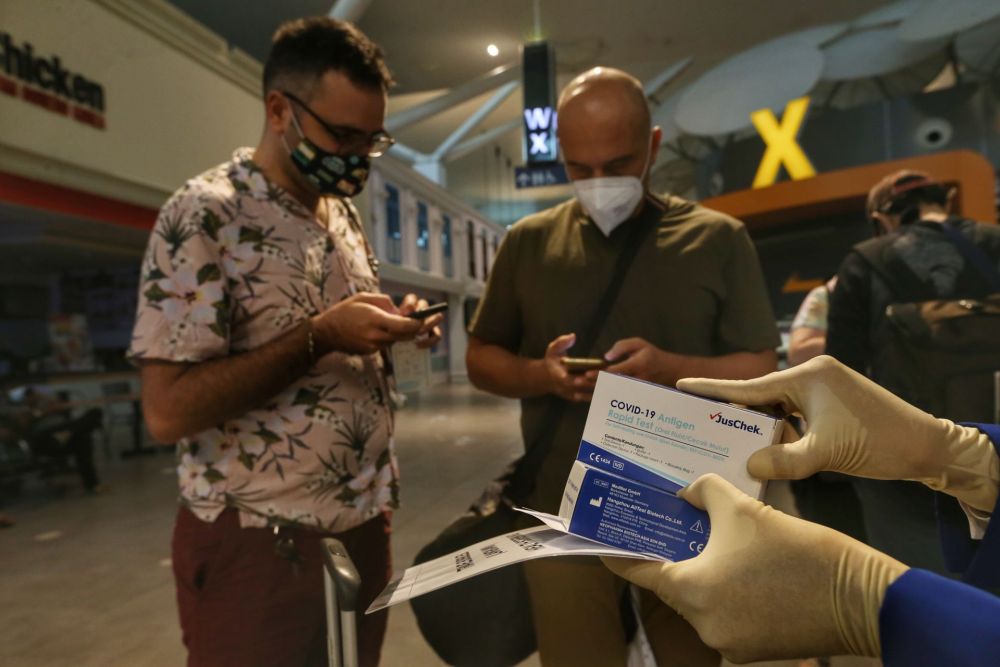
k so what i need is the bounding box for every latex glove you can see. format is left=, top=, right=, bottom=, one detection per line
left=604, top=474, right=908, bottom=663
left=677, top=355, right=1000, bottom=513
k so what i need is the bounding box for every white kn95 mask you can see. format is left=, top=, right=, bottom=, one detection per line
left=572, top=144, right=652, bottom=236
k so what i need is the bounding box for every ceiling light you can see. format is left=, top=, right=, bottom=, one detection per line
left=487, top=44, right=500, bottom=57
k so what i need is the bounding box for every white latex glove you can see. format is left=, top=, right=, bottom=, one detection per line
left=677, top=355, right=1000, bottom=513
left=603, top=474, right=908, bottom=663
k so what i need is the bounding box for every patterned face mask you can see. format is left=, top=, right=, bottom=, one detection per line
left=285, top=112, right=371, bottom=198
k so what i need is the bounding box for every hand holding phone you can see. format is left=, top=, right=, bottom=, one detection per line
left=543, top=334, right=598, bottom=402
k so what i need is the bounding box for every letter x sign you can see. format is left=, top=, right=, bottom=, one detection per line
left=529, top=132, right=549, bottom=155
left=750, top=96, right=816, bottom=189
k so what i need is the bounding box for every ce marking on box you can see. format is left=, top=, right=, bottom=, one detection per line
left=688, top=541, right=706, bottom=554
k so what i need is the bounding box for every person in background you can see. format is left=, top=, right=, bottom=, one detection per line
left=787, top=276, right=835, bottom=367
left=828, top=170, right=1000, bottom=374
left=827, top=170, right=1000, bottom=573
left=606, top=355, right=1000, bottom=666
left=129, top=17, right=440, bottom=667
left=17, top=388, right=104, bottom=494
left=466, top=66, right=778, bottom=666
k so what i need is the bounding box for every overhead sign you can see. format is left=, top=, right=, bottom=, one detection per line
left=522, top=41, right=558, bottom=163
left=750, top=96, right=814, bottom=188
left=515, top=162, right=568, bottom=189
left=0, top=31, right=106, bottom=129
left=524, top=106, right=557, bottom=158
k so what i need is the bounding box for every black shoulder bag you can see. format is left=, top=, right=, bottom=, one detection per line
left=855, top=220, right=1000, bottom=421
left=410, top=207, right=658, bottom=667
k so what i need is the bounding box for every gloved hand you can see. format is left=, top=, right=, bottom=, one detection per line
left=677, top=355, right=1000, bottom=513
left=603, top=473, right=908, bottom=663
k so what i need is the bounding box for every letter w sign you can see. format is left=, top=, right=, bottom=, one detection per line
left=750, top=96, right=816, bottom=189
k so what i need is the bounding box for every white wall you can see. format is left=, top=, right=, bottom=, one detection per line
left=0, top=0, right=262, bottom=207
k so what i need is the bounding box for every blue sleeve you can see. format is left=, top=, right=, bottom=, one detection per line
left=881, top=569, right=1000, bottom=667
left=937, top=423, right=1000, bottom=589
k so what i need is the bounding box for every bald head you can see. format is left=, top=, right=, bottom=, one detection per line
left=557, top=67, right=659, bottom=183
left=558, top=67, right=650, bottom=130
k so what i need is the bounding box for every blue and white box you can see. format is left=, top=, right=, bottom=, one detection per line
left=561, top=462, right=711, bottom=560
left=555, top=371, right=783, bottom=560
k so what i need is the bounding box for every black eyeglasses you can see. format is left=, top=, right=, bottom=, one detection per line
left=283, top=91, right=395, bottom=157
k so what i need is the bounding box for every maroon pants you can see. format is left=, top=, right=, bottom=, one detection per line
left=172, top=507, right=392, bottom=667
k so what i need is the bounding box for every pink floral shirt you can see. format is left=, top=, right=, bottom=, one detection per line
left=129, top=148, right=397, bottom=532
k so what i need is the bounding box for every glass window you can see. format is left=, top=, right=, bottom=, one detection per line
left=417, top=202, right=430, bottom=271
left=481, top=233, right=489, bottom=279
left=467, top=221, right=477, bottom=280
left=385, top=183, right=401, bottom=264
left=442, top=215, right=453, bottom=277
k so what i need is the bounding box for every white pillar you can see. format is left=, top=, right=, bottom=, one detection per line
left=428, top=205, right=444, bottom=276
left=486, top=232, right=498, bottom=272
left=473, top=223, right=485, bottom=283
left=368, top=169, right=388, bottom=261
left=448, top=291, right=469, bottom=381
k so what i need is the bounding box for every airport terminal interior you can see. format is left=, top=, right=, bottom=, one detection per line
left=2, top=0, right=1000, bottom=665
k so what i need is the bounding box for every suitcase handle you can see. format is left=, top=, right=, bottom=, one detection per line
left=322, top=537, right=361, bottom=611
left=322, top=538, right=360, bottom=667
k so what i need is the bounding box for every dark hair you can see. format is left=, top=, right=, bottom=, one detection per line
left=262, top=17, right=393, bottom=98
left=866, top=169, right=949, bottom=227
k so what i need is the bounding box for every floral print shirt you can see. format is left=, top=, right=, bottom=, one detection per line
left=129, top=148, right=397, bottom=533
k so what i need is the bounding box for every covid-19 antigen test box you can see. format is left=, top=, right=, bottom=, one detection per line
left=554, top=371, right=783, bottom=560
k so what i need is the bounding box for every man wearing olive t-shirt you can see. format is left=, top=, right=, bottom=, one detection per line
left=466, top=67, right=779, bottom=666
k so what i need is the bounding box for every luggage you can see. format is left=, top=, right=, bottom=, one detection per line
left=410, top=498, right=537, bottom=667
left=322, top=537, right=361, bottom=667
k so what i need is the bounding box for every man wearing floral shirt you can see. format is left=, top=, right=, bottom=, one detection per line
left=129, top=18, right=441, bottom=667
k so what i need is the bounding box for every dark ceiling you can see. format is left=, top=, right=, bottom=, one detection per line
left=165, top=0, right=895, bottom=94
left=167, top=0, right=334, bottom=63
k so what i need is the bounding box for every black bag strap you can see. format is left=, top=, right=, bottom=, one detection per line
left=940, top=220, right=1000, bottom=293
left=573, top=196, right=665, bottom=356
left=504, top=195, right=662, bottom=504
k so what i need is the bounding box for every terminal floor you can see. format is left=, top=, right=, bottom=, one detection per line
left=0, top=382, right=878, bottom=667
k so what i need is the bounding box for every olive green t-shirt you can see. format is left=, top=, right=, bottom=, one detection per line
left=470, top=194, right=779, bottom=512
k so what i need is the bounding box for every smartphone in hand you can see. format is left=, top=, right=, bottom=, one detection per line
left=407, top=302, right=448, bottom=320
left=561, top=357, right=608, bottom=374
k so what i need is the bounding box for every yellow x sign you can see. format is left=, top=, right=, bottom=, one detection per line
left=751, top=96, right=816, bottom=189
